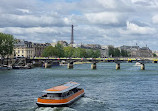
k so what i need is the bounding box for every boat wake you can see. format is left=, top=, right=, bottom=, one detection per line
left=71, top=96, right=105, bottom=107
left=80, top=97, right=105, bottom=104
left=70, top=97, right=111, bottom=111
left=35, top=107, right=76, bottom=111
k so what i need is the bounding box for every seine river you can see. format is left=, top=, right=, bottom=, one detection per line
left=0, top=63, right=158, bottom=111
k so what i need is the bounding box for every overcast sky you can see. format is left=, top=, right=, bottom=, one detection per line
left=0, top=0, right=158, bottom=50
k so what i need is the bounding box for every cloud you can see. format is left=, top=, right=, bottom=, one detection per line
left=0, top=0, right=158, bottom=50
left=0, top=14, right=71, bottom=27
left=85, top=12, right=120, bottom=25
left=152, top=15, right=158, bottom=24
left=16, top=9, right=30, bottom=14
left=125, top=21, right=156, bottom=34
left=97, top=0, right=117, bottom=9
left=131, top=0, right=158, bottom=7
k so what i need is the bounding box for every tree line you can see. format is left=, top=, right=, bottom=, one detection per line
left=42, top=43, right=101, bottom=58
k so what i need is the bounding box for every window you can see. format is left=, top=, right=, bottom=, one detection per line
left=18, top=50, right=20, bottom=53
left=22, top=50, right=24, bottom=53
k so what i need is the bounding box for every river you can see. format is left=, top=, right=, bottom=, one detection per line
left=0, top=63, right=158, bottom=111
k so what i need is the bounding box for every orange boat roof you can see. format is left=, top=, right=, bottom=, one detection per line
left=43, top=82, right=80, bottom=93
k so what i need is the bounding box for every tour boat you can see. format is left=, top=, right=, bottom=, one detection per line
left=36, top=82, right=85, bottom=107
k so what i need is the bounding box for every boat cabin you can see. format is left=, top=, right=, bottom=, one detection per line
left=37, top=82, right=84, bottom=107
left=39, top=82, right=83, bottom=99
left=41, top=87, right=82, bottom=100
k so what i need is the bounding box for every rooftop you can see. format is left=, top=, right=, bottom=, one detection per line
left=43, top=82, right=80, bottom=93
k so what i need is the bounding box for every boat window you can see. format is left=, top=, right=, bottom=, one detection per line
left=61, top=92, right=67, bottom=97
left=46, top=93, right=62, bottom=99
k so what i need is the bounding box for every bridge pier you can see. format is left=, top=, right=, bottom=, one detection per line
left=45, top=62, right=48, bottom=68
left=91, top=63, right=96, bottom=70
left=68, top=62, right=73, bottom=69
left=141, top=63, right=145, bottom=70
left=44, top=62, right=52, bottom=68
left=116, top=63, right=120, bottom=70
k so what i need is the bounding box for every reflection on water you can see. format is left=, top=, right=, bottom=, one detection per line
left=0, top=63, right=158, bottom=111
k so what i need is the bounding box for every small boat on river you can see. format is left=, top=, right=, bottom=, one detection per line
left=36, top=82, right=85, bottom=107
left=135, top=62, right=142, bottom=66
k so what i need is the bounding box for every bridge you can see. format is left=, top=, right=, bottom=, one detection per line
left=27, top=57, right=158, bottom=70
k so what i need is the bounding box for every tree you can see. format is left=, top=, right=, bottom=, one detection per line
left=86, top=49, right=94, bottom=58
left=64, top=47, right=74, bottom=57
left=94, top=49, right=101, bottom=58
left=55, top=43, right=64, bottom=57
left=121, top=49, right=128, bottom=57
left=153, top=53, right=157, bottom=57
left=73, top=48, right=86, bottom=58
left=0, top=33, right=14, bottom=59
left=114, top=48, right=121, bottom=57
left=42, top=46, right=57, bottom=57
left=108, top=46, right=115, bottom=57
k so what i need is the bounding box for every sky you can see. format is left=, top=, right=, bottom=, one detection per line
left=0, top=0, right=158, bottom=50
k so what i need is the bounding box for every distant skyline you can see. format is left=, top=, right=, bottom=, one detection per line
left=0, top=0, right=158, bottom=50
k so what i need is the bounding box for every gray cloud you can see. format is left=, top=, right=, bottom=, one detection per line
left=0, top=0, right=158, bottom=50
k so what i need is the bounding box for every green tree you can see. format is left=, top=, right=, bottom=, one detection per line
left=93, top=49, right=101, bottom=58
left=55, top=43, right=64, bottom=57
left=86, top=49, right=94, bottom=58
left=73, top=48, right=86, bottom=58
left=42, top=46, right=57, bottom=57
left=153, top=53, right=157, bottom=57
left=121, top=49, right=125, bottom=57
left=0, top=33, right=14, bottom=59
left=121, top=49, right=128, bottom=57
left=64, top=47, right=74, bottom=57
left=114, top=48, right=121, bottom=57
left=108, top=46, right=115, bottom=57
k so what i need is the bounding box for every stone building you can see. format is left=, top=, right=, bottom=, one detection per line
left=139, top=47, right=152, bottom=57
left=14, top=39, right=50, bottom=58
left=120, top=45, right=152, bottom=57
left=100, top=45, right=109, bottom=58
left=33, top=43, right=50, bottom=57
left=14, top=40, right=34, bottom=58
left=58, top=41, right=68, bottom=47
left=81, top=44, right=101, bottom=49
left=51, top=41, right=68, bottom=47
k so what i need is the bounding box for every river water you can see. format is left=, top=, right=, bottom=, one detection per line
left=0, top=63, right=158, bottom=111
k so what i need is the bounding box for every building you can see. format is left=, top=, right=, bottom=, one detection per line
left=51, top=42, right=57, bottom=47
left=58, top=41, right=68, bottom=47
left=72, top=44, right=82, bottom=48
left=81, top=44, right=101, bottom=49
left=14, top=40, right=34, bottom=58
left=33, top=43, right=50, bottom=57
left=100, top=45, right=109, bottom=58
left=51, top=41, right=68, bottom=47
left=14, top=39, right=50, bottom=58
left=120, top=45, right=152, bottom=57
left=139, top=47, right=152, bottom=57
